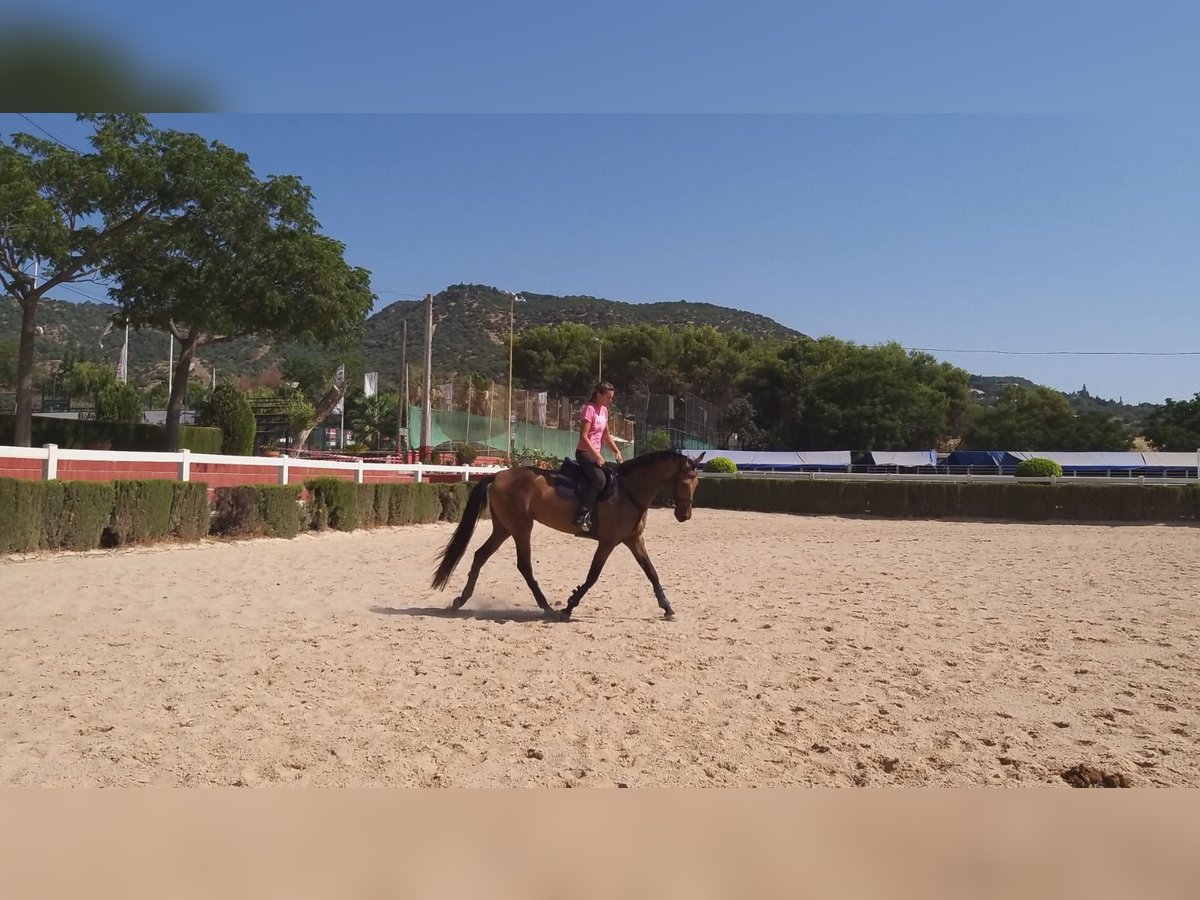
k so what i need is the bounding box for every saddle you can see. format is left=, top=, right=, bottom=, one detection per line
left=553, top=457, right=619, bottom=504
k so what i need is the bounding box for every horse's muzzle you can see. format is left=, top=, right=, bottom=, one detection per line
left=674, top=505, right=692, bottom=522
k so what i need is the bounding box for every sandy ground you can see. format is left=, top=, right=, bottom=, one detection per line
left=1, top=508, right=1197, bottom=787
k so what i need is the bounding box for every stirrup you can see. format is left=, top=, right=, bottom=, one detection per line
left=573, top=511, right=593, bottom=532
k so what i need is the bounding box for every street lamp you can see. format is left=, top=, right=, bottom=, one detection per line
left=502, top=290, right=526, bottom=459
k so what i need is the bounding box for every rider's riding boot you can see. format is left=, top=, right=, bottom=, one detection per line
left=573, top=506, right=593, bottom=532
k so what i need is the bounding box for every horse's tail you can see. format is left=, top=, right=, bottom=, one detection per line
left=431, top=473, right=495, bottom=590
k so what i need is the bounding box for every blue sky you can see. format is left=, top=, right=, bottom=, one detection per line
left=5, top=112, right=1198, bottom=405
left=4, top=3, right=1199, bottom=403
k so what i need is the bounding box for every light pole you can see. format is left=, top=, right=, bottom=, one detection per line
left=503, top=290, right=525, bottom=459
left=593, top=336, right=603, bottom=383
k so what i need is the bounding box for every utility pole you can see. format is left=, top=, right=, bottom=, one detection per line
left=398, top=318, right=407, bottom=456
left=420, top=292, right=433, bottom=460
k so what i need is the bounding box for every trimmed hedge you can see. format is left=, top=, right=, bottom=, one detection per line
left=177, top=426, right=224, bottom=455
left=211, top=484, right=303, bottom=538
left=306, top=477, right=358, bottom=531
left=0, top=415, right=163, bottom=451
left=170, top=482, right=211, bottom=540
left=695, top=477, right=1200, bottom=523
left=2, top=473, right=485, bottom=557
left=109, top=479, right=175, bottom=546
left=0, top=478, right=47, bottom=553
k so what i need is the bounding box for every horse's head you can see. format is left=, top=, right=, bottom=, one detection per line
left=672, top=452, right=705, bottom=522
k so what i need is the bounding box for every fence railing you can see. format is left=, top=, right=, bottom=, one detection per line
left=0, top=443, right=504, bottom=487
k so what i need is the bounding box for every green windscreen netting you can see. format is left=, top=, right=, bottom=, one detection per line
left=406, top=406, right=628, bottom=459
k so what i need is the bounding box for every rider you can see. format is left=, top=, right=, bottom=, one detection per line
left=573, top=381, right=623, bottom=532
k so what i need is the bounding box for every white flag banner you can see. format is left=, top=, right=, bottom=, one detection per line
left=364, top=372, right=378, bottom=398
left=440, top=382, right=454, bottom=405
left=535, top=391, right=548, bottom=427
left=335, top=364, right=345, bottom=385
left=332, top=396, right=344, bottom=416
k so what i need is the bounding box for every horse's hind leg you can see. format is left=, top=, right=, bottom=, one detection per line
left=511, top=524, right=556, bottom=616
left=452, top=523, right=510, bottom=610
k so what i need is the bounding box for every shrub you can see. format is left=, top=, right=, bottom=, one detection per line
left=177, top=426, right=224, bottom=455
left=0, top=478, right=45, bottom=553
left=109, top=479, right=175, bottom=546
left=703, top=456, right=737, bottom=473
left=95, top=382, right=145, bottom=424
left=211, top=485, right=260, bottom=536
left=356, top=484, right=379, bottom=528
left=1015, top=457, right=1063, bottom=478
left=257, top=485, right=302, bottom=538
left=211, top=484, right=302, bottom=538
left=170, top=482, right=211, bottom=540
left=42, top=481, right=115, bottom=551
left=195, top=381, right=256, bottom=456
left=306, top=477, right=358, bottom=531
left=437, top=483, right=470, bottom=521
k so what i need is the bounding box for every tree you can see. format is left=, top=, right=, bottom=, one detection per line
left=195, top=380, right=256, bottom=456
left=1142, top=393, right=1200, bottom=451
left=512, top=323, right=598, bottom=396
left=100, top=136, right=375, bottom=450
left=0, top=114, right=181, bottom=446
left=960, top=385, right=1133, bottom=451
left=348, top=390, right=398, bottom=450
left=95, top=382, right=143, bottom=424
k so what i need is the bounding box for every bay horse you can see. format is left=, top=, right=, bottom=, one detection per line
left=431, top=449, right=706, bottom=620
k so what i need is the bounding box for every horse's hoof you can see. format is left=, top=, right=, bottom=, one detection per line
left=663, top=609, right=675, bottom=619
left=451, top=597, right=466, bottom=610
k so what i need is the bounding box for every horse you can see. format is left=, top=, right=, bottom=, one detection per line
left=431, top=449, right=706, bottom=620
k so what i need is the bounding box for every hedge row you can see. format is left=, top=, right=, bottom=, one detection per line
left=0, top=415, right=222, bottom=453
left=0, top=478, right=211, bottom=553
left=694, top=478, right=1200, bottom=523
left=1, top=476, right=481, bottom=555
left=305, top=478, right=467, bottom=531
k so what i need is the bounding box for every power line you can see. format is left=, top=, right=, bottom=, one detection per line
left=905, top=346, right=1200, bottom=358
left=14, top=113, right=82, bottom=153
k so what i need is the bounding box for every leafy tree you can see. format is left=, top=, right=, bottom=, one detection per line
left=348, top=390, right=398, bottom=450
left=0, top=114, right=186, bottom=445
left=65, top=361, right=116, bottom=400
left=95, top=382, right=143, bottom=424
left=959, top=385, right=1132, bottom=451
left=195, top=380, right=256, bottom=455
left=1142, top=393, right=1200, bottom=451
left=100, top=135, right=374, bottom=450
left=512, top=323, right=597, bottom=396
left=0, top=338, right=18, bottom=388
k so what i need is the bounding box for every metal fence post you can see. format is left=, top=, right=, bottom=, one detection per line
left=179, top=448, right=191, bottom=482
left=355, top=458, right=366, bottom=484
left=43, top=443, right=58, bottom=481
left=279, top=455, right=290, bottom=485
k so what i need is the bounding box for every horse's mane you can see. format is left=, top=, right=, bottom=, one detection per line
left=616, top=449, right=688, bottom=476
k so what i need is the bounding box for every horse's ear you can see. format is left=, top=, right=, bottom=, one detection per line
left=693, top=452, right=706, bottom=467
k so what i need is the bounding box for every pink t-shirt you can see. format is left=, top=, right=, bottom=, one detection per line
left=578, top=402, right=608, bottom=452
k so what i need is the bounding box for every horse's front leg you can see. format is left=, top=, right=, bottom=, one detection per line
left=563, top=541, right=617, bottom=620
left=624, top=534, right=674, bottom=618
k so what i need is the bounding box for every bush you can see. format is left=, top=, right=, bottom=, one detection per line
left=177, top=426, right=224, bottom=455
left=95, top=382, right=145, bottom=424
left=1015, top=457, right=1063, bottom=478
left=641, top=429, right=671, bottom=454
left=109, top=479, right=175, bottom=546
left=437, top=482, right=470, bottom=521
left=0, top=478, right=45, bottom=553
left=41, top=481, right=115, bottom=551
left=306, top=477, right=358, bottom=531
left=0, top=414, right=164, bottom=451
left=196, top=381, right=256, bottom=456
left=170, top=482, right=211, bottom=540
left=703, top=456, right=737, bottom=473
left=356, top=484, right=379, bottom=528
left=257, top=485, right=303, bottom=538
left=211, top=484, right=302, bottom=538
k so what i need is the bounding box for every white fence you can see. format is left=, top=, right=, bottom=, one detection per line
left=0, top=443, right=505, bottom=485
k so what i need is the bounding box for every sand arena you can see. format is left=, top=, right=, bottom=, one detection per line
left=1, top=508, right=1196, bottom=787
